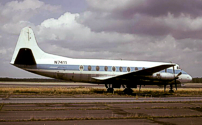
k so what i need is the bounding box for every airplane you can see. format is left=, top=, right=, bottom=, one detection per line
left=10, top=27, right=192, bottom=93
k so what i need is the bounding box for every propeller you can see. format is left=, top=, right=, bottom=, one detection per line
left=173, top=66, right=177, bottom=90
left=175, top=72, right=182, bottom=79
left=173, top=66, right=182, bottom=90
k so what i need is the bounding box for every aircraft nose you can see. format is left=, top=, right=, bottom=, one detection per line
left=188, top=75, right=192, bottom=82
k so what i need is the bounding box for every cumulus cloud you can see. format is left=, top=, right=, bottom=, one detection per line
left=37, top=12, right=140, bottom=54
left=0, top=0, right=61, bottom=34
left=5, top=0, right=60, bottom=11
left=79, top=0, right=202, bottom=40
left=0, top=0, right=202, bottom=78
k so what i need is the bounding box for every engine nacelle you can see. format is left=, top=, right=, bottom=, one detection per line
left=152, top=72, right=175, bottom=80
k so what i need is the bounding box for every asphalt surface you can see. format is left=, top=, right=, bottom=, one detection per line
left=1, top=97, right=202, bottom=103
left=1, top=101, right=202, bottom=125
left=1, top=82, right=202, bottom=125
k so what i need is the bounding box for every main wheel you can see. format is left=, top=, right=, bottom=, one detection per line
left=107, top=88, right=114, bottom=93
left=169, top=89, right=174, bottom=93
left=123, top=88, right=133, bottom=94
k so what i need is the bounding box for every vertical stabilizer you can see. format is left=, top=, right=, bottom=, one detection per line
left=10, top=27, right=46, bottom=65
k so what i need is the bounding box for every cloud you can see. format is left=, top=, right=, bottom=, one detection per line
left=86, top=0, right=146, bottom=12
left=79, top=5, right=202, bottom=39
left=87, top=0, right=202, bottom=18
left=37, top=12, right=140, bottom=53
left=0, top=0, right=61, bottom=34
left=0, top=0, right=202, bottom=78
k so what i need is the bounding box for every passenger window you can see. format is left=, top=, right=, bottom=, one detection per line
left=119, top=67, right=123, bottom=72
left=104, top=66, right=108, bottom=71
left=88, top=65, right=91, bottom=71
left=112, top=66, right=116, bottom=72
left=96, top=66, right=99, bottom=71
left=79, top=65, right=84, bottom=71
left=127, top=67, right=130, bottom=72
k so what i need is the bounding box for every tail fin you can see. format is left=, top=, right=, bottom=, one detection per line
left=10, top=27, right=46, bottom=65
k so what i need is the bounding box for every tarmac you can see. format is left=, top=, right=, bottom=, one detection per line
left=1, top=97, right=202, bottom=103
left=0, top=102, right=202, bottom=125
left=0, top=81, right=202, bottom=124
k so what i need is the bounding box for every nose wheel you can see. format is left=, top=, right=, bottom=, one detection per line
left=169, top=84, right=174, bottom=93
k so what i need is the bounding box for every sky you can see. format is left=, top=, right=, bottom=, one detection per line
left=0, top=0, right=202, bottom=78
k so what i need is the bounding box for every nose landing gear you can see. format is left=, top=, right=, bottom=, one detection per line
left=169, top=84, right=174, bottom=93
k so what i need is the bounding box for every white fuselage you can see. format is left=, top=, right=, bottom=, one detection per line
left=16, top=57, right=192, bottom=84
left=11, top=27, right=192, bottom=87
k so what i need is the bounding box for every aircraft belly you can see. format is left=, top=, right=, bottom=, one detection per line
left=24, top=67, right=190, bottom=85
left=26, top=69, right=103, bottom=83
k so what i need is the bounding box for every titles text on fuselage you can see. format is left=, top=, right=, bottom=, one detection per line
left=54, top=61, right=67, bottom=65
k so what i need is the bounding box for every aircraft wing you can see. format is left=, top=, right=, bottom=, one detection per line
left=92, top=64, right=175, bottom=81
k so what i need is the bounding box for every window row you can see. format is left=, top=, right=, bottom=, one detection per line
left=79, top=65, right=145, bottom=72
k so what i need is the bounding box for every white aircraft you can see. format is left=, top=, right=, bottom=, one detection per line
left=10, top=27, right=192, bottom=93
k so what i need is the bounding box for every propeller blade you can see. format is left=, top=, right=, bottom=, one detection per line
left=175, top=82, right=177, bottom=90
left=173, top=66, right=175, bottom=75
left=176, top=72, right=182, bottom=77
left=175, top=72, right=182, bottom=79
left=173, top=66, right=177, bottom=91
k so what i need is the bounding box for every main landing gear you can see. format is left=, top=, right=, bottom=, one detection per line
left=105, top=84, right=114, bottom=93
left=105, top=84, right=134, bottom=94
left=164, top=84, right=176, bottom=93
left=169, top=84, right=174, bottom=93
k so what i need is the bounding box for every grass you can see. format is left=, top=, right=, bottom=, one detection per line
left=0, top=114, right=202, bottom=122
left=0, top=87, right=106, bottom=94
left=16, top=107, right=140, bottom=111
left=126, top=107, right=141, bottom=109
left=147, top=106, right=202, bottom=109
left=0, top=103, right=3, bottom=111
left=0, top=87, right=202, bottom=98
left=3, top=107, right=110, bottom=111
